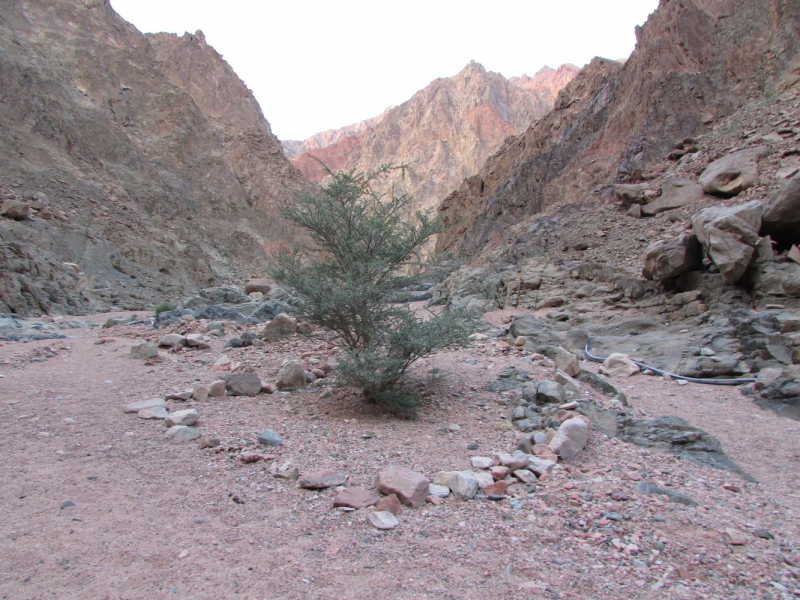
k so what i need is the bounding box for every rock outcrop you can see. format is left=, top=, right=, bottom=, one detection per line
left=290, top=62, right=578, bottom=215
left=0, top=0, right=311, bottom=315
left=437, top=0, right=800, bottom=256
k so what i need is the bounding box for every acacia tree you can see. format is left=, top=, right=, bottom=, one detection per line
left=271, top=165, right=475, bottom=415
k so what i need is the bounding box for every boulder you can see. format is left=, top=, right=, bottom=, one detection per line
left=613, top=183, right=654, bottom=208
left=159, top=334, right=187, bottom=348
left=761, top=171, right=800, bottom=248
left=600, top=353, right=640, bottom=377
left=0, top=199, right=31, bottom=220
left=224, top=373, right=262, bottom=397
left=549, top=417, right=589, bottom=460
left=447, top=471, right=480, bottom=500
left=642, top=233, right=703, bottom=281
left=692, top=201, right=763, bottom=283
left=554, top=347, right=580, bottom=377
left=208, top=380, right=226, bottom=397
left=376, top=467, right=429, bottom=509
left=276, top=361, right=306, bottom=390
left=261, top=313, right=297, bottom=341
left=256, top=429, right=282, bottom=447
left=245, top=278, right=272, bottom=295
left=137, top=407, right=168, bottom=420
left=333, top=488, right=379, bottom=509
left=699, top=146, right=768, bottom=196
left=298, top=471, right=348, bottom=489
left=367, top=511, right=399, bottom=530
left=122, top=397, right=166, bottom=414
left=377, top=494, right=403, bottom=515
left=641, top=178, right=703, bottom=216
left=130, top=341, right=158, bottom=360
left=165, top=425, right=201, bottom=443
left=165, top=408, right=199, bottom=427
left=536, top=381, right=565, bottom=404
left=497, top=451, right=530, bottom=471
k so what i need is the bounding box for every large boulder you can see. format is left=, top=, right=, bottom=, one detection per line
left=692, top=201, right=763, bottom=283
left=600, top=353, right=640, bottom=377
left=642, top=233, right=703, bottom=281
left=261, top=313, right=297, bottom=341
left=761, top=171, right=800, bottom=248
left=245, top=278, right=272, bottom=295
left=276, top=361, right=306, bottom=390
left=0, top=200, right=32, bottom=220
left=641, top=178, right=703, bottom=216
left=698, top=147, right=768, bottom=197
left=224, top=373, right=262, bottom=396
left=613, top=183, right=655, bottom=208
left=375, top=467, right=429, bottom=509
left=549, top=417, right=589, bottom=460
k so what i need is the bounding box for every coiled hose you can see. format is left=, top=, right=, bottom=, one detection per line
left=583, top=336, right=757, bottom=386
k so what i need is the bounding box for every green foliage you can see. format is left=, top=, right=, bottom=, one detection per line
left=154, top=302, right=176, bottom=316
left=271, top=165, right=477, bottom=416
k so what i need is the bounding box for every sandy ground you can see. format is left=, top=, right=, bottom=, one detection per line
left=0, top=310, right=798, bottom=599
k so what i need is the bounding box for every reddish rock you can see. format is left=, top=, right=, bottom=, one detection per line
left=375, top=467, right=428, bottom=509
left=332, top=488, right=380, bottom=509
left=533, top=444, right=559, bottom=462
left=426, top=495, right=443, bottom=506
left=490, top=466, right=510, bottom=480
left=376, top=493, right=402, bottom=516
left=483, top=480, right=508, bottom=496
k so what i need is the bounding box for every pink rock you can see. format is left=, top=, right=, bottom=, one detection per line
left=375, top=467, right=428, bottom=509
left=490, top=466, right=510, bottom=481
left=426, top=495, right=443, bottom=506
left=376, top=493, right=402, bottom=516
left=240, top=452, right=262, bottom=464
left=483, top=481, right=508, bottom=495
left=333, top=488, right=380, bottom=510
left=208, top=380, right=226, bottom=397
left=533, top=444, right=559, bottom=463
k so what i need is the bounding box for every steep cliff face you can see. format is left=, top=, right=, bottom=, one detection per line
left=290, top=62, right=577, bottom=214
left=0, top=0, right=311, bottom=315
left=437, top=0, right=800, bottom=256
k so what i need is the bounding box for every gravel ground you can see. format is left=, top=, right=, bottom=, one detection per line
left=0, top=311, right=798, bottom=599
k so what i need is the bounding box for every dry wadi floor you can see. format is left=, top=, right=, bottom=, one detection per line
left=0, top=311, right=798, bottom=599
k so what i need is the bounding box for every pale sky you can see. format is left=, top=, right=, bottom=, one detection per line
left=112, top=1, right=659, bottom=142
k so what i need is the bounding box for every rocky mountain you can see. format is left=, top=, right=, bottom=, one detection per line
left=509, top=64, right=580, bottom=101
left=430, top=0, right=800, bottom=416
left=436, top=0, right=800, bottom=256
left=0, top=0, right=312, bottom=315
left=289, top=61, right=578, bottom=214
left=281, top=110, right=390, bottom=159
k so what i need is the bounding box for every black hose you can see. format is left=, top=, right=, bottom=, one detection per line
left=583, top=336, right=756, bottom=386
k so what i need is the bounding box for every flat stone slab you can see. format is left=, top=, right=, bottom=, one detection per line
left=137, top=407, right=168, bottom=420
left=123, top=398, right=166, bottom=414
left=367, top=511, right=399, bottom=530
left=332, top=487, right=379, bottom=509
left=165, top=425, right=201, bottom=443
left=298, top=471, right=348, bottom=489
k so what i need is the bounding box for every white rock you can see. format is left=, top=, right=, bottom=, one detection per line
left=549, top=417, right=589, bottom=460
left=428, top=484, right=450, bottom=498
left=600, top=353, right=640, bottom=377
left=470, top=456, right=494, bottom=469
left=122, top=398, right=166, bottom=414
left=497, top=451, right=530, bottom=471
left=137, top=407, right=168, bottom=420
left=447, top=471, right=480, bottom=500
left=165, top=408, right=199, bottom=427
left=367, top=511, right=399, bottom=530
left=165, top=425, right=201, bottom=443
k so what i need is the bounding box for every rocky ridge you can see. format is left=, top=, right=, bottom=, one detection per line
left=436, top=0, right=800, bottom=256
left=289, top=62, right=579, bottom=214
left=0, top=0, right=312, bottom=316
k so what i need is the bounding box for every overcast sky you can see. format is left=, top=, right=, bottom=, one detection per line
left=112, top=1, right=659, bottom=142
